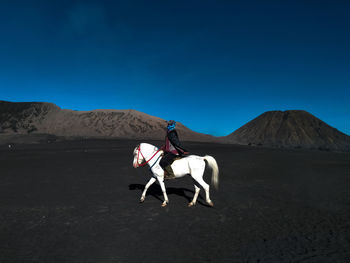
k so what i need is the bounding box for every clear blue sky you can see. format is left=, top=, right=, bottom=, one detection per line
left=1, top=0, right=349, bottom=136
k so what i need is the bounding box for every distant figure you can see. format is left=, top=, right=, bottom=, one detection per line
left=160, top=120, right=188, bottom=179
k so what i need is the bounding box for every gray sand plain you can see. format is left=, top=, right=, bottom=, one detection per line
left=0, top=139, right=349, bottom=262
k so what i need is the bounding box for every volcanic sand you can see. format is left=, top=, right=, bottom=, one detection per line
left=0, top=139, right=349, bottom=262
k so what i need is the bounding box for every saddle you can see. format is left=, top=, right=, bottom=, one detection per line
left=162, top=154, right=189, bottom=180
left=163, top=153, right=188, bottom=165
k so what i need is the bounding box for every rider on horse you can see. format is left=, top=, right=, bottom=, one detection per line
left=160, top=120, right=188, bottom=179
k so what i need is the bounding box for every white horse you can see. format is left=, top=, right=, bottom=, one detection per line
left=132, top=143, right=219, bottom=207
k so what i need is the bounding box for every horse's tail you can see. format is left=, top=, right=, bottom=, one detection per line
left=203, top=155, right=219, bottom=190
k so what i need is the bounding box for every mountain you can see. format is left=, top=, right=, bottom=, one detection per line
left=224, top=110, right=350, bottom=151
left=2, top=101, right=349, bottom=151
left=0, top=101, right=216, bottom=142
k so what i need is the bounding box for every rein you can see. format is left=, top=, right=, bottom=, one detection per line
left=136, top=144, right=161, bottom=168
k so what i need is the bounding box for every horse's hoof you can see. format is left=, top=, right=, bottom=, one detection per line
left=188, top=202, right=195, bottom=207
left=140, top=197, right=145, bottom=203
left=161, top=201, right=168, bottom=207
left=208, top=201, right=214, bottom=207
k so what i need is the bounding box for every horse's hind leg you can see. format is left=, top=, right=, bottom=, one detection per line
left=188, top=184, right=200, bottom=207
left=157, top=177, right=169, bottom=207
left=192, top=174, right=213, bottom=207
left=140, top=177, right=156, bottom=203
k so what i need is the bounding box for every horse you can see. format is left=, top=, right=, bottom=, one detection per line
left=132, top=143, right=219, bottom=207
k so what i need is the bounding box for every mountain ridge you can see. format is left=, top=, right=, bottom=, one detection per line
left=0, top=100, right=216, bottom=142
left=1, top=101, right=349, bottom=151
left=224, top=110, right=350, bottom=151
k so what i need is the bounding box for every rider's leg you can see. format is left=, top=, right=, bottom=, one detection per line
left=164, top=165, right=175, bottom=179
left=160, top=153, right=176, bottom=179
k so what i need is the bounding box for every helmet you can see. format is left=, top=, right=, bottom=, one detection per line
left=167, top=120, right=176, bottom=126
left=167, top=120, right=176, bottom=131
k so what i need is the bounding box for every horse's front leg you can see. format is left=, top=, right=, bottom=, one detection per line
left=140, top=177, right=156, bottom=203
left=157, top=177, right=169, bottom=207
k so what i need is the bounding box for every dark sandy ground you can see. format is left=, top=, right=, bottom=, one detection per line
left=0, top=139, right=349, bottom=263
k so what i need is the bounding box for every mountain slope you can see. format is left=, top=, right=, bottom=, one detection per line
left=224, top=110, right=350, bottom=151
left=0, top=101, right=216, bottom=142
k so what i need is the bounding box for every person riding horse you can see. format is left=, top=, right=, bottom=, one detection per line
left=160, top=120, right=188, bottom=179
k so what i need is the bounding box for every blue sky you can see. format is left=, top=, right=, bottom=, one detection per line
left=1, top=0, right=349, bottom=136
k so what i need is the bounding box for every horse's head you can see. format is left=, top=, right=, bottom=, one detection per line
left=133, top=143, right=159, bottom=168
left=133, top=144, right=143, bottom=168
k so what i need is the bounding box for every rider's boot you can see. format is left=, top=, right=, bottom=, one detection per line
left=164, top=165, right=175, bottom=179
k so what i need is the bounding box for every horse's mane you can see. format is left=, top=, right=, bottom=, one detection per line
left=133, top=145, right=139, bottom=155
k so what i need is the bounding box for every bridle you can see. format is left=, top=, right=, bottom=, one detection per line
left=134, top=144, right=161, bottom=168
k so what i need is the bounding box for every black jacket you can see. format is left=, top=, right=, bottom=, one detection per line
left=166, top=130, right=188, bottom=155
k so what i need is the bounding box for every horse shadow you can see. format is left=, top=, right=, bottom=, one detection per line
left=128, top=183, right=209, bottom=206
